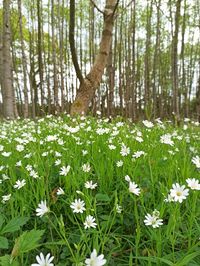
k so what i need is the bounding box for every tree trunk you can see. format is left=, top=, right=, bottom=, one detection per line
left=2, top=0, right=15, bottom=119
left=18, top=0, right=29, bottom=118
left=0, top=32, right=3, bottom=93
left=106, top=41, right=115, bottom=117
left=144, top=0, right=153, bottom=117
left=152, top=0, right=161, bottom=119
left=51, top=0, right=59, bottom=113
left=172, top=0, right=182, bottom=121
left=196, top=75, right=200, bottom=121
left=37, top=0, right=44, bottom=113
left=70, top=0, right=118, bottom=115
left=131, top=0, right=136, bottom=121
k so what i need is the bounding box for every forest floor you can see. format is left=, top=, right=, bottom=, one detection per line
left=0, top=116, right=200, bottom=266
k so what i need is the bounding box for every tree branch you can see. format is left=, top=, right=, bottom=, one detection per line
left=112, top=0, right=120, bottom=16
left=90, top=0, right=104, bottom=15
left=69, top=0, right=84, bottom=84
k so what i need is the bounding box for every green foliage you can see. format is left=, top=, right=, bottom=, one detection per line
left=0, top=116, right=200, bottom=265
left=0, top=217, right=29, bottom=235
left=12, top=229, right=45, bottom=257
left=0, top=255, right=19, bottom=266
left=0, top=8, right=29, bottom=42
left=0, top=236, right=9, bottom=249
left=0, top=215, right=29, bottom=251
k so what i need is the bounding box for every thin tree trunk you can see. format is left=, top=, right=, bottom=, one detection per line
left=106, top=40, right=114, bottom=117
left=59, top=0, right=65, bottom=112
left=2, top=0, right=15, bottom=119
left=51, top=0, right=59, bottom=113
left=70, top=0, right=119, bottom=115
left=152, top=0, right=161, bottom=119
left=37, top=0, right=44, bottom=113
left=18, top=0, right=29, bottom=118
left=144, top=0, right=153, bottom=118
left=131, top=0, right=136, bottom=121
left=0, top=32, right=3, bottom=94
left=172, top=0, right=182, bottom=121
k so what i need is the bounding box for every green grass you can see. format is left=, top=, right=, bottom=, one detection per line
left=0, top=116, right=200, bottom=265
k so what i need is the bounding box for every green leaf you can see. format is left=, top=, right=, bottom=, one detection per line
left=1, top=217, right=29, bottom=235
left=12, top=229, right=44, bottom=257
left=0, top=215, right=5, bottom=230
left=175, top=251, right=200, bottom=266
left=96, top=193, right=110, bottom=202
left=133, top=256, right=174, bottom=266
left=0, top=255, right=19, bottom=266
left=0, top=236, right=8, bottom=249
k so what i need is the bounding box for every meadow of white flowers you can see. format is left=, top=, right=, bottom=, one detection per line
left=0, top=115, right=200, bottom=265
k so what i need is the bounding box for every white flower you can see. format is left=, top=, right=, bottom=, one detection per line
left=116, top=160, right=123, bottom=167
left=0, top=145, right=4, bottom=151
left=116, top=204, right=122, bottom=214
left=129, top=181, right=140, bottom=196
left=30, top=170, right=39, bottom=179
left=160, top=134, right=174, bottom=146
left=16, top=144, right=24, bottom=152
left=26, top=164, right=33, bottom=171
left=64, top=125, right=80, bottom=133
left=55, top=159, right=61, bottom=166
left=116, top=122, right=124, bottom=127
left=70, top=199, right=86, bottom=213
left=84, top=215, right=97, bottom=229
left=186, top=178, right=200, bottom=190
left=31, top=252, right=54, bottom=266
left=46, top=135, right=57, bottom=142
left=85, top=249, right=106, bottom=266
left=96, top=128, right=109, bottom=135
left=2, top=174, right=9, bottom=180
left=124, top=175, right=131, bottom=182
left=82, top=150, right=88, bottom=156
left=16, top=160, right=22, bottom=167
left=164, top=194, right=174, bottom=202
left=82, top=163, right=91, bottom=173
left=24, top=153, right=32, bottom=158
left=2, top=194, right=11, bottom=203
left=57, top=187, right=65, bottom=195
left=144, top=210, right=163, bottom=228
left=132, top=151, right=145, bottom=159
left=59, top=165, right=70, bottom=176
left=183, top=125, right=187, bottom=130
left=135, top=136, right=143, bottom=143
left=120, top=144, right=130, bottom=156
left=0, top=166, right=5, bottom=171
left=55, top=151, right=61, bottom=157
left=36, top=200, right=49, bottom=217
left=170, top=183, right=189, bottom=203
left=142, top=120, right=154, bottom=128
left=85, top=180, right=97, bottom=189
left=192, top=156, right=200, bottom=168
left=108, top=144, right=116, bottom=150
left=2, top=152, right=12, bottom=157
left=58, top=139, right=64, bottom=145
left=96, top=110, right=101, bottom=115
left=111, top=130, right=119, bottom=136
left=13, top=179, right=26, bottom=189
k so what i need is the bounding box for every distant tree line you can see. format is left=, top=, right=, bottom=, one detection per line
left=0, top=0, right=200, bottom=121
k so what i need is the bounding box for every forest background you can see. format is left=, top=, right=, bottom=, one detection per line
left=0, top=0, right=200, bottom=121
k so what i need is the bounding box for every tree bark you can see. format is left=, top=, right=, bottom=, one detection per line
left=51, top=0, right=59, bottom=113
left=172, top=0, right=182, bottom=121
left=2, top=0, right=15, bottom=119
left=70, top=0, right=118, bottom=115
left=37, top=0, right=44, bottom=113
left=18, top=0, right=29, bottom=118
